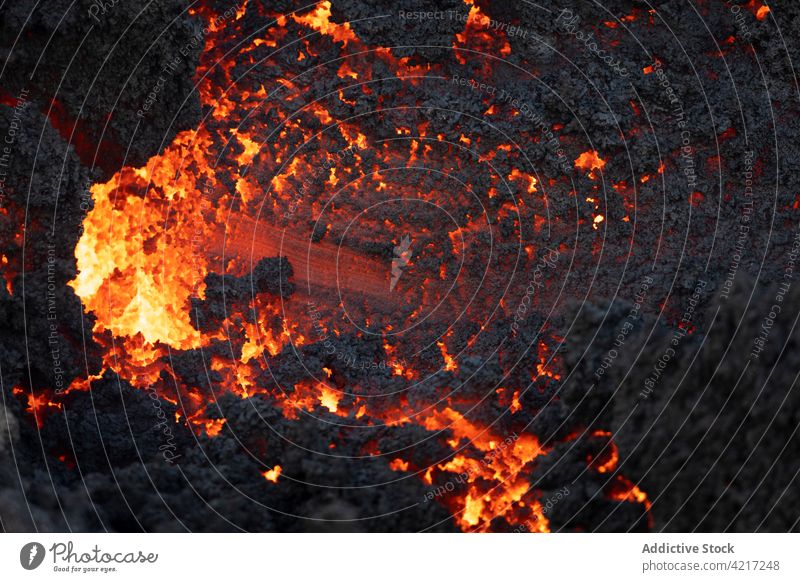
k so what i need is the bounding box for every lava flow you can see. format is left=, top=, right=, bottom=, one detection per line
left=22, top=0, right=652, bottom=531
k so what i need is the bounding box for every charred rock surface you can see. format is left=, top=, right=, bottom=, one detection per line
left=0, top=0, right=202, bottom=173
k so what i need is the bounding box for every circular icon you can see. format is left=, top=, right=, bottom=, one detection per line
left=20, top=542, right=46, bottom=570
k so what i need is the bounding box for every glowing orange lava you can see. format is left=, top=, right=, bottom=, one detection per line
left=53, top=1, right=652, bottom=532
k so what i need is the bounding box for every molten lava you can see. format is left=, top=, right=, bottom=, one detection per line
left=33, top=1, right=652, bottom=532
